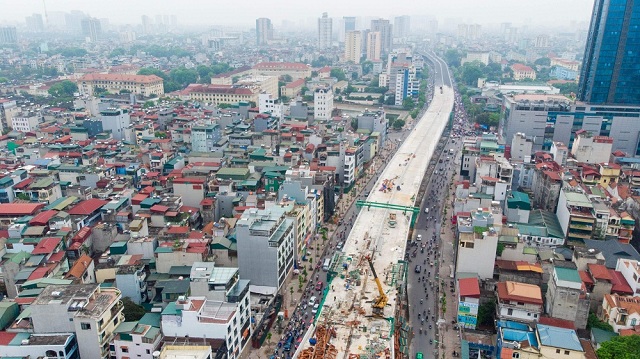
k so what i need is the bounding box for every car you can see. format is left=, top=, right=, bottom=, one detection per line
left=337, top=241, right=344, bottom=250
left=415, top=265, right=422, bottom=273
left=315, top=281, right=323, bottom=291
left=308, top=296, right=317, bottom=306
left=416, top=353, right=423, bottom=359
left=312, top=303, right=320, bottom=314
left=424, top=208, right=429, bottom=214
left=417, top=234, right=422, bottom=241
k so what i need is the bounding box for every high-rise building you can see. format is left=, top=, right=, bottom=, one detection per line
left=344, top=31, right=362, bottom=64
left=367, top=31, right=382, bottom=61
left=256, top=17, right=273, bottom=46
left=141, top=15, right=152, bottom=35
left=25, top=13, right=44, bottom=32
left=394, top=15, right=410, bottom=38
left=371, top=19, right=393, bottom=55
left=80, top=17, right=101, bottom=42
left=318, top=12, right=332, bottom=49
left=579, top=0, right=640, bottom=105
left=0, top=27, right=17, bottom=44
left=344, top=16, right=356, bottom=32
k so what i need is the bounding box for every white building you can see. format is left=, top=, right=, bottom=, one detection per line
left=510, top=132, right=533, bottom=162
left=0, top=333, right=78, bottom=359
left=602, top=294, right=640, bottom=333
left=100, top=108, right=130, bottom=141
left=110, top=314, right=162, bottom=359
left=159, top=345, right=212, bottom=359
left=616, top=258, right=640, bottom=296
left=456, top=227, right=499, bottom=280
left=318, top=12, right=332, bottom=49
left=571, top=132, right=613, bottom=164
left=461, top=51, right=489, bottom=66
left=30, top=284, right=125, bottom=359
left=314, top=87, right=333, bottom=120
left=344, top=30, right=362, bottom=64
left=496, top=281, right=544, bottom=323
left=10, top=113, right=40, bottom=132
left=191, top=124, right=221, bottom=153
left=258, top=93, right=283, bottom=117
left=367, top=31, right=382, bottom=61
left=236, top=207, right=295, bottom=290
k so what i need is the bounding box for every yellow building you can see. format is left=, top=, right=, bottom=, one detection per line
left=511, top=64, right=537, bottom=81
left=79, top=73, right=164, bottom=97
left=252, top=62, right=312, bottom=79
left=188, top=85, right=260, bottom=105
left=598, top=162, right=621, bottom=186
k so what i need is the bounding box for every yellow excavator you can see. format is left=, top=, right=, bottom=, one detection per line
left=366, top=255, right=388, bottom=317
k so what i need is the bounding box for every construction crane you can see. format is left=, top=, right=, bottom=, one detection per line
left=366, top=255, right=388, bottom=317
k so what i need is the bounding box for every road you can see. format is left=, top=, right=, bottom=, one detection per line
left=408, top=52, right=456, bottom=359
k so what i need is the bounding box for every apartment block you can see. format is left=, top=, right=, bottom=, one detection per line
left=236, top=207, right=295, bottom=290
left=314, top=87, right=333, bottom=120
left=556, top=187, right=595, bottom=243
left=30, top=284, right=125, bottom=359
left=571, top=131, right=613, bottom=164
left=616, top=258, right=640, bottom=296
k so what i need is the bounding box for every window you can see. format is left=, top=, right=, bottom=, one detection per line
left=122, top=347, right=129, bottom=353
left=507, top=309, right=513, bottom=315
left=564, top=350, right=570, bottom=355
left=512, top=353, right=520, bottom=359
left=147, top=349, right=151, bottom=354
left=556, top=349, right=561, bottom=354
left=81, top=322, right=91, bottom=330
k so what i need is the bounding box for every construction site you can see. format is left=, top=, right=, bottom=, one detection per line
left=294, top=86, right=455, bottom=359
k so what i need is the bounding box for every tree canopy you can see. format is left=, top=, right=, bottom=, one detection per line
left=48, top=80, right=78, bottom=98
left=121, top=297, right=146, bottom=322
left=596, top=335, right=640, bottom=359
left=330, top=68, right=347, bottom=82
left=54, top=47, right=88, bottom=57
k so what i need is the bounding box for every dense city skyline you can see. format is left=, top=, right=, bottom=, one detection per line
left=0, top=0, right=595, bottom=28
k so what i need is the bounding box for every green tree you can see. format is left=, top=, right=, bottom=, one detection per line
left=48, top=80, right=78, bottom=98
left=384, top=95, right=396, bottom=105
left=282, top=74, right=293, bottom=82
left=410, top=109, right=419, bottom=119
left=138, top=68, right=168, bottom=80
left=392, top=119, right=405, bottom=130
left=154, top=131, right=167, bottom=139
left=402, top=97, right=415, bottom=110
left=330, top=68, right=347, bottom=81
left=121, top=297, right=146, bottom=321
left=110, top=48, right=126, bottom=57
left=55, top=47, right=88, bottom=57
left=94, top=86, right=108, bottom=95
left=351, top=118, right=358, bottom=130
left=16, top=193, right=31, bottom=201
left=596, top=335, right=640, bottom=359
left=459, top=61, right=485, bottom=86
left=169, top=68, right=198, bottom=87
left=534, top=57, right=551, bottom=66
left=554, top=82, right=579, bottom=95
left=444, top=49, right=463, bottom=67
left=588, top=313, right=614, bottom=331
left=476, top=300, right=496, bottom=327
left=143, top=101, right=155, bottom=108
left=0, top=77, right=8, bottom=83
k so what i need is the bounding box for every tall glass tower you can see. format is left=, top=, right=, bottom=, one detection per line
left=578, top=0, right=640, bottom=105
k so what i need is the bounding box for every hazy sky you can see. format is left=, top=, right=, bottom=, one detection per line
left=0, top=0, right=595, bottom=28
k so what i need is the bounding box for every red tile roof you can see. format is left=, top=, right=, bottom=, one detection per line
left=167, top=226, right=189, bottom=234
left=253, top=62, right=310, bottom=70
left=0, top=203, right=45, bottom=216
left=588, top=263, right=613, bottom=281
left=67, top=199, right=108, bottom=216
left=66, top=254, right=93, bottom=279
left=28, top=209, right=58, bottom=226
left=538, top=316, right=576, bottom=330
left=0, top=331, right=17, bottom=345
left=458, top=277, right=480, bottom=298
left=285, top=78, right=306, bottom=88
left=80, top=73, right=163, bottom=84
left=31, top=237, right=62, bottom=255
left=150, top=205, right=169, bottom=213
left=609, top=269, right=634, bottom=295
left=579, top=270, right=594, bottom=286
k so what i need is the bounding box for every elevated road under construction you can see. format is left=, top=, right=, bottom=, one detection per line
left=294, top=66, right=455, bottom=359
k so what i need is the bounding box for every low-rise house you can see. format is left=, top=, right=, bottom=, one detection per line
left=496, top=281, right=543, bottom=323
left=546, top=266, right=590, bottom=329
left=601, top=294, right=640, bottom=333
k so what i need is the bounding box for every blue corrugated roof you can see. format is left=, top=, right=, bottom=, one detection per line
left=537, top=324, right=583, bottom=351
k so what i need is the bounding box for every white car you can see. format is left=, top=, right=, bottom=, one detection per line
left=308, top=296, right=317, bottom=306
left=425, top=208, right=429, bottom=214
left=417, top=234, right=422, bottom=241
left=312, top=303, right=320, bottom=314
